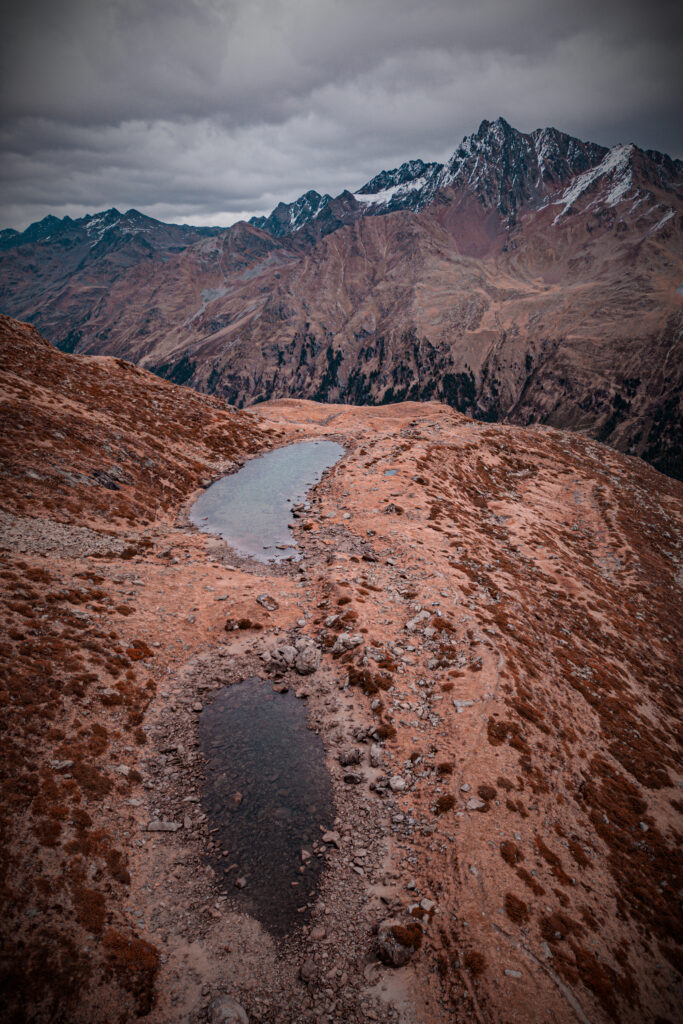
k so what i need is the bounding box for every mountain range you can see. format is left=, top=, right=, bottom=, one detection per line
left=1, top=117, right=681, bottom=477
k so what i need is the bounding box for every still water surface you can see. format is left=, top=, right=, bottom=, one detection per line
left=190, top=440, right=344, bottom=561
left=198, top=678, right=334, bottom=935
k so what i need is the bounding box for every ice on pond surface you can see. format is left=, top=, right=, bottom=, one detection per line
left=198, top=678, right=334, bottom=935
left=190, top=440, right=344, bottom=561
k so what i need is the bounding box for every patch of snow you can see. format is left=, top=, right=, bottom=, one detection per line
left=649, top=208, right=675, bottom=235
left=354, top=175, right=428, bottom=207
left=552, top=143, right=634, bottom=223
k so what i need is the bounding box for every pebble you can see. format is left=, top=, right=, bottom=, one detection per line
left=504, top=969, right=522, bottom=978
left=300, top=958, right=316, bottom=983
left=389, top=776, right=406, bottom=792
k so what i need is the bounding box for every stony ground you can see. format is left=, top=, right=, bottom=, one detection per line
left=1, top=317, right=681, bottom=1024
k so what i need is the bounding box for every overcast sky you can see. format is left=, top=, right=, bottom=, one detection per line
left=1, top=0, right=681, bottom=231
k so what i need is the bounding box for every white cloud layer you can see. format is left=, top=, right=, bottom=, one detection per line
left=1, top=0, right=681, bottom=229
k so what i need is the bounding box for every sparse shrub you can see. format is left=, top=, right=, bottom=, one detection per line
left=435, top=794, right=455, bottom=815
left=504, top=893, right=529, bottom=924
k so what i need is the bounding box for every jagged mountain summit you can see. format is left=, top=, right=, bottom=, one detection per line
left=248, top=118, right=680, bottom=231
left=1, top=118, right=681, bottom=477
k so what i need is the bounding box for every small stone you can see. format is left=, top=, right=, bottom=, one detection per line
left=504, top=969, right=522, bottom=978
left=331, top=633, right=363, bottom=654
left=235, top=876, right=247, bottom=889
left=389, top=776, right=406, bottom=792
left=639, top=821, right=649, bottom=832
left=269, top=644, right=297, bottom=669
left=466, top=797, right=486, bottom=811
left=343, top=772, right=363, bottom=785
left=460, top=783, right=471, bottom=792
left=406, top=611, right=430, bottom=632
left=322, top=830, right=341, bottom=848
left=146, top=820, right=181, bottom=832
left=256, top=593, right=279, bottom=611
left=369, top=744, right=383, bottom=767
left=207, top=995, right=249, bottom=1024
left=272, top=682, right=289, bottom=694
left=338, top=748, right=362, bottom=767
left=420, top=898, right=435, bottom=913
left=192, top=702, right=203, bottom=712
left=300, top=958, right=316, bottom=983
left=310, top=926, right=326, bottom=940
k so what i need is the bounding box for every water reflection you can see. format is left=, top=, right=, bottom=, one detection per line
left=190, top=440, right=344, bottom=561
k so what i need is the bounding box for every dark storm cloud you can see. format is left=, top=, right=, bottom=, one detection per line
left=1, top=0, right=681, bottom=229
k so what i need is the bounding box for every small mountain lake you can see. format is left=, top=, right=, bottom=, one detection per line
left=198, top=678, right=334, bottom=935
left=189, top=439, right=344, bottom=561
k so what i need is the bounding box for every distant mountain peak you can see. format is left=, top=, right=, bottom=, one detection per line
left=438, top=120, right=608, bottom=218
left=249, top=190, right=332, bottom=237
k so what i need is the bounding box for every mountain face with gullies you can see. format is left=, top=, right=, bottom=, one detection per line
left=1, top=118, right=681, bottom=477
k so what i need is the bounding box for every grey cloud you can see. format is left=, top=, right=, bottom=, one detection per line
left=1, top=0, right=681, bottom=230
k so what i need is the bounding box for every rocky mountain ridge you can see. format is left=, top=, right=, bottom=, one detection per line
left=0, top=118, right=681, bottom=478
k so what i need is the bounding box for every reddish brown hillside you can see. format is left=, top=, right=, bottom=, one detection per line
left=0, top=317, right=681, bottom=1024
left=0, top=315, right=266, bottom=1022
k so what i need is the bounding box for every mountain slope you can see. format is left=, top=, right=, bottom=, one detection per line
left=0, top=120, right=681, bottom=478
left=1, top=314, right=681, bottom=1024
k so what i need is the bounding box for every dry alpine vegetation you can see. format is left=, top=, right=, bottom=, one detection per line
left=0, top=313, right=681, bottom=1024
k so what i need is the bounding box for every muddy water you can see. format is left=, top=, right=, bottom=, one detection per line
left=198, top=678, right=334, bottom=936
left=190, top=440, right=344, bottom=562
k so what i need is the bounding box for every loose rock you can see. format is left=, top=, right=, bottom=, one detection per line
left=207, top=995, right=249, bottom=1024
left=377, top=918, right=423, bottom=967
